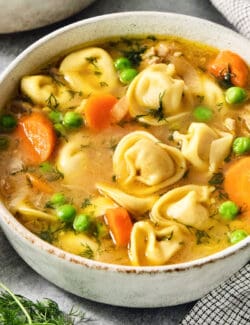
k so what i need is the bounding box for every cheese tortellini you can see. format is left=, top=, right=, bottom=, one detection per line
left=59, top=47, right=120, bottom=96
left=113, top=131, right=187, bottom=195
left=129, top=221, right=189, bottom=266
left=96, top=182, right=158, bottom=216
left=126, top=63, right=193, bottom=125
left=151, top=185, right=214, bottom=230
left=56, top=133, right=89, bottom=186
left=21, top=75, right=74, bottom=109
left=173, top=123, right=233, bottom=172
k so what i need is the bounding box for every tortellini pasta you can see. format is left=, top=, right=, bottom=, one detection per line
left=199, top=75, right=227, bottom=111
left=126, top=63, right=193, bottom=125
left=21, top=75, right=78, bottom=110
left=55, top=231, right=99, bottom=257
left=129, top=221, right=189, bottom=266
left=113, top=131, right=187, bottom=195
left=151, top=185, right=214, bottom=230
left=173, top=123, right=233, bottom=172
left=56, top=133, right=89, bottom=186
left=14, top=199, right=57, bottom=222
left=96, top=182, right=158, bottom=216
left=59, top=47, right=120, bottom=96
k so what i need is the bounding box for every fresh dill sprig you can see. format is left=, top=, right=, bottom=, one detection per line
left=0, top=282, right=91, bottom=324
left=46, top=93, right=59, bottom=110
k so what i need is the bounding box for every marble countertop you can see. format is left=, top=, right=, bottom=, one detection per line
left=0, top=1, right=235, bottom=324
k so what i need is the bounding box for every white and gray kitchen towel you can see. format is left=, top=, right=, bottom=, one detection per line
left=210, top=0, right=250, bottom=39
left=181, top=263, right=250, bottom=324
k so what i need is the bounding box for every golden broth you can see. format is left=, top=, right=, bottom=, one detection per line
left=0, top=36, right=249, bottom=266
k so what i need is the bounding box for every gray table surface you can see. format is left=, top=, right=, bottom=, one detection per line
left=0, top=1, right=235, bottom=324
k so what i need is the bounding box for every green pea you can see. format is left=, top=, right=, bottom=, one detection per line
left=232, top=137, right=250, bottom=155
left=63, top=112, right=83, bottom=128
left=0, top=114, right=17, bottom=129
left=50, top=192, right=66, bottom=206
left=229, top=229, right=248, bottom=244
left=219, top=201, right=239, bottom=220
left=192, top=106, right=213, bottom=122
left=119, top=68, right=138, bottom=84
left=225, top=86, right=247, bottom=104
left=114, top=57, right=132, bottom=71
left=56, top=204, right=76, bottom=222
left=49, top=110, right=63, bottom=124
left=73, top=214, right=91, bottom=232
left=0, top=136, right=9, bottom=150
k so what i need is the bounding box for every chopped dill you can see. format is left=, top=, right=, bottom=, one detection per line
left=80, top=244, right=94, bottom=259
left=81, top=197, right=92, bottom=209
left=123, top=45, right=147, bottom=67
left=67, top=89, right=83, bottom=99
left=85, top=56, right=98, bottom=68
left=195, top=230, right=210, bottom=244
left=208, top=172, right=224, bottom=186
left=196, top=95, right=204, bottom=103
left=39, top=162, right=64, bottom=181
left=48, top=70, right=65, bottom=86
left=147, top=91, right=166, bottom=121
left=100, top=81, right=108, bottom=87
left=45, top=93, right=59, bottom=110
left=107, top=137, right=118, bottom=151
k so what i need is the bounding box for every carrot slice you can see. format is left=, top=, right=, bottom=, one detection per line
left=16, top=112, right=56, bottom=164
left=224, top=157, right=250, bottom=211
left=26, top=173, right=53, bottom=194
left=105, top=207, right=133, bottom=247
left=84, top=94, right=118, bottom=130
left=208, top=50, right=249, bottom=87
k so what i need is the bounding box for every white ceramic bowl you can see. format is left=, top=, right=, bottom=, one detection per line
left=0, top=0, right=96, bottom=33
left=0, top=12, right=249, bottom=308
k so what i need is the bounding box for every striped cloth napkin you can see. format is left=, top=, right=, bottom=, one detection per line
left=210, top=0, right=250, bottom=39
left=181, top=263, right=250, bottom=324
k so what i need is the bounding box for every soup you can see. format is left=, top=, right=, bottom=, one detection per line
left=0, top=36, right=249, bottom=266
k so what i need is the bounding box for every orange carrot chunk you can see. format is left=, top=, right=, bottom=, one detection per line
left=208, top=50, right=249, bottom=87
left=224, top=157, right=250, bottom=210
left=84, top=94, right=118, bottom=130
left=26, top=173, right=53, bottom=194
left=16, top=112, right=56, bottom=164
left=105, top=207, right=133, bottom=247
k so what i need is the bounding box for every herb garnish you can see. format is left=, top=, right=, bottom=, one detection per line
left=99, top=81, right=108, bottom=87
left=0, top=282, right=91, bottom=324
left=123, top=45, right=147, bottom=67
left=80, top=244, right=94, bottom=259
left=85, top=56, right=98, bottom=68
left=195, top=230, right=210, bottom=244
left=48, top=70, right=65, bottom=86
left=39, top=162, right=64, bottom=181
left=46, top=93, right=59, bottom=110
left=147, top=91, right=166, bottom=121
left=81, top=197, right=92, bottom=209
left=67, top=90, right=83, bottom=100
left=208, top=172, right=224, bottom=186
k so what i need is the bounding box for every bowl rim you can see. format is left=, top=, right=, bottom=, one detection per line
left=0, top=11, right=249, bottom=274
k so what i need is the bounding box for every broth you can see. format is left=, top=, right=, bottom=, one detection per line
left=0, top=36, right=249, bottom=266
